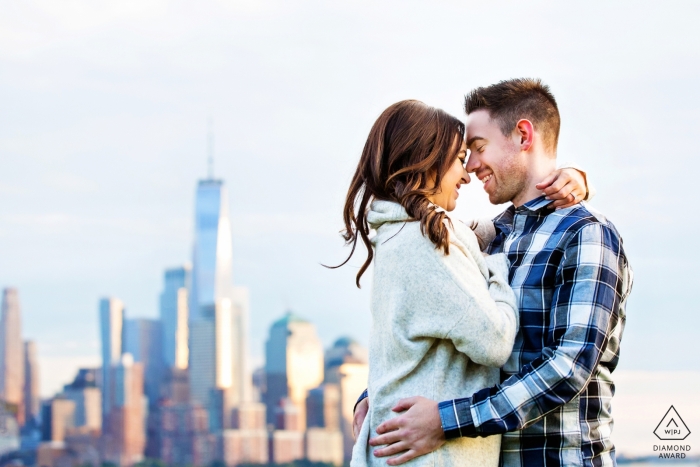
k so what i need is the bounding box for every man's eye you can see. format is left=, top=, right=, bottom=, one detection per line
left=478, top=146, right=485, bottom=153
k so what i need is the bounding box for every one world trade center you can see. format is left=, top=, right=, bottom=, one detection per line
left=189, top=176, right=250, bottom=420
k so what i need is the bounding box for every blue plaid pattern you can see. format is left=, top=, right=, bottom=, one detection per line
left=438, top=196, right=633, bottom=467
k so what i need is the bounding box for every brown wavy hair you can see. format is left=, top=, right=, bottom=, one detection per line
left=332, top=100, right=465, bottom=287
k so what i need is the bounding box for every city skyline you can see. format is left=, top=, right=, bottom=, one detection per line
left=1, top=171, right=369, bottom=466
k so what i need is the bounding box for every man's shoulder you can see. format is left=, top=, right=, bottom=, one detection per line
left=553, top=202, right=625, bottom=248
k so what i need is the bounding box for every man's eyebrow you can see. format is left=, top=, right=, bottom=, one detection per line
left=466, top=136, right=485, bottom=147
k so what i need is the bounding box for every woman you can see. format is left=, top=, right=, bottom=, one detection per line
left=338, top=100, right=515, bottom=466
left=336, top=100, right=587, bottom=466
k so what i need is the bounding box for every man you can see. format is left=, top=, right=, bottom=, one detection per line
left=354, top=78, right=633, bottom=467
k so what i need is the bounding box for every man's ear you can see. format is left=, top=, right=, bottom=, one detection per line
left=515, top=119, right=534, bottom=152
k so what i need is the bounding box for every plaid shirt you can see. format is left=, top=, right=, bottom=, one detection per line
left=438, top=196, right=633, bottom=467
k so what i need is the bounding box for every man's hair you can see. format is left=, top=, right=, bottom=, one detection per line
left=464, top=78, right=560, bottom=152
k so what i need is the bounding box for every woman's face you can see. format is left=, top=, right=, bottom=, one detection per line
left=428, top=139, right=470, bottom=211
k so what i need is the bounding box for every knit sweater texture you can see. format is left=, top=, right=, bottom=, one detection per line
left=351, top=200, right=518, bottom=467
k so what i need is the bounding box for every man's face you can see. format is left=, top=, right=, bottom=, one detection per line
left=465, top=109, right=528, bottom=205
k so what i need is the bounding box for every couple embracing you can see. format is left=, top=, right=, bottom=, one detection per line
left=336, top=79, right=633, bottom=467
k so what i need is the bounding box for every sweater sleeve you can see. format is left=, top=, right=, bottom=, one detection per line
left=374, top=222, right=519, bottom=370
left=443, top=252, right=519, bottom=367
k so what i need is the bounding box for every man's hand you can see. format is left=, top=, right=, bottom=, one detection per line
left=353, top=398, right=369, bottom=440
left=369, top=396, right=445, bottom=466
left=536, top=168, right=588, bottom=210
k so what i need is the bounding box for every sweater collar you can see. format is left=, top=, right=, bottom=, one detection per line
left=367, top=200, right=411, bottom=230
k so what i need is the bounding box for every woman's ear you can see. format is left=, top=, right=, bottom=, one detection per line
left=515, top=119, right=534, bottom=152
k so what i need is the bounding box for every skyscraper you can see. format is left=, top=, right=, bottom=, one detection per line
left=160, top=265, right=190, bottom=371
left=188, top=179, right=249, bottom=411
left=264, top=312, right=324, bottom=430
left=0, top=288, right=24, bottom=425
left=104, top=354, right=145, bottom=467
left=63, top=368, right=101, bottom=432
left=123, top=318, right=164, bottom=407
left=99, top=297, right=124, bottom=429
left=324, top=337, right=369, bottom=460
left=41, top=397, right=76, bottom=442
left=23, top=340, right=40, bottom=425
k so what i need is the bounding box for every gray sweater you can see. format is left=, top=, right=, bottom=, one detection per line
left=351, top=200, right=518, bottom=467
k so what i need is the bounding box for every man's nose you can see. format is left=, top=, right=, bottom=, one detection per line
left=465, top=154, right=480, bottom=173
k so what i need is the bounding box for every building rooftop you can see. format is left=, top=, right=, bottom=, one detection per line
left=272, top=311, right=309, bottom=327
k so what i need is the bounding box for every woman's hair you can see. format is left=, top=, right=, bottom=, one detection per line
left=334, top=99, right=465, bottom=287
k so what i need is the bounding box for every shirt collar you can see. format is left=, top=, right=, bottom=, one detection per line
left=491, top=195, right=553, bottom=240
left=515, top=195, right=552, bottom=213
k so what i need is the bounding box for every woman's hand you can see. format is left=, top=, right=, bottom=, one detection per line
left=536, top=168, right=588, bottom=209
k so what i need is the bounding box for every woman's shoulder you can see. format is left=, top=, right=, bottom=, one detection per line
left=449, top=217, right=483, bottom=252
left=372, top=218, right=433, bottom=253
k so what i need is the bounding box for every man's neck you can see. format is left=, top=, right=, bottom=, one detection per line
left=511, top=156, right=557, bottom=208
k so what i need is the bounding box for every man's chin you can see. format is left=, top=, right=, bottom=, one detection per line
left=488, top=192, right=510, bottom=206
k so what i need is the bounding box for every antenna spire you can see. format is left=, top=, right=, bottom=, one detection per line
left=207, top=117, right=214, bottom=179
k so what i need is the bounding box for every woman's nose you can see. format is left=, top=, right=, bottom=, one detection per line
left=462, top=172, right=471, bottom=184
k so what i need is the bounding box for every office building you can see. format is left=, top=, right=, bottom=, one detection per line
left=269, top=430, right=304, bottom=464
left=123, top=318, right=164, bottom=407
left=160, top=265, right=190, bottom=370
left=324, top=337, right=369, bottom=460
left=0, top=288, right=24, bottom=425
left=306, top=383, right=340, bottom=431
left=159, top=401, right=214, bottom=467
left=305, top=428, right=343, bottom=466
left=219, top=402, right=268, bottom=465
left=23, top=340, right=40, bottom=425
left=264, top=312, right=324, bottom=429
left=162, top=367, right=189, bottom=405
left=99, top=297, right=124, bottom=429
left=41, top=397, right=76, bottom=442
left=63, top=369, right=101, bottom=432
left=103, top=354, right=145, bottom=467
left=188, top=178, right=249, bottom=410
left=305, top=384, right=343, bottom=465
left=324, top=336, right=368, bottom=372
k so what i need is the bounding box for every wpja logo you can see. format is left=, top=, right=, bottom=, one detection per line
left=653, top=406, right=692, bottom=460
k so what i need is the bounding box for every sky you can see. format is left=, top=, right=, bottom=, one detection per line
left=1, top=0, right=700, bottom=454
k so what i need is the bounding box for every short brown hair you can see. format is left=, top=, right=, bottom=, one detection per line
left=464, top=78, right=560, bottom=152
left=332, top=100, right=464, bottom=287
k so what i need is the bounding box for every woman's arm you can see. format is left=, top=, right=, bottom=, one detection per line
left=443, top=251, right=518, bottom=367
left=381, top=225, right=518, bottom=368
left=537, top=166, right=592, bottom=209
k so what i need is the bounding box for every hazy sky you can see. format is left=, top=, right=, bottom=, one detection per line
left=2, top=0, right=699, bottom=409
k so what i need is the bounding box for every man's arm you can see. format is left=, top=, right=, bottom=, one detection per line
left=371, top=223, right=631, bottom=463
left=353, top=393, right=369, bottom=439
left=440, top=222, right=630, bottom=438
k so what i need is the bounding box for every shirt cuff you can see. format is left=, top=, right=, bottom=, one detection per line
left=353, top=388, right=369, bottom=414
left=438, top=397, right=477, bottom=439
